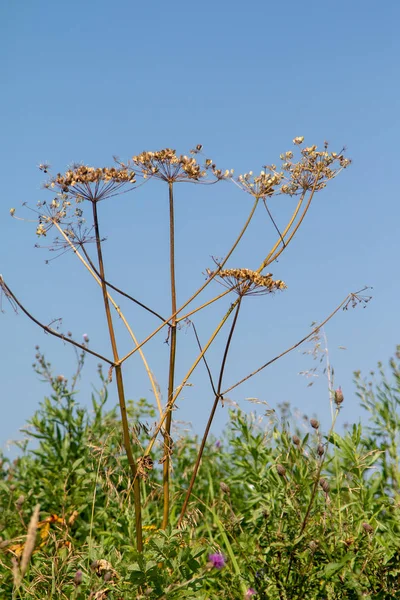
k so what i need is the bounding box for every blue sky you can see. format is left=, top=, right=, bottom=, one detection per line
left=1, top=0, right=399, bottom=453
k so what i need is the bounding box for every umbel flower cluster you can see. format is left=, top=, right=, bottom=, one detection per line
left=132, top=147, right=232, bottom=182
left=208, top=267, right=286, bottom=296
left=46, top=165, right=136, bottom=201
left=235, top=137, right=351, bottom=198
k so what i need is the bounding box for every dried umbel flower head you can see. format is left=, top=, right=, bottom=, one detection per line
left=235, top=169, right=283, bottom=198
left=207, top=266, right=286, bottom=297
left=45, top=164, right=136, bottom=203
left=277, top=138, right=351, bottom=196
left=132, top=147, right=231, bottom=183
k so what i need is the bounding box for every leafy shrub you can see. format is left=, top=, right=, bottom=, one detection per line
left=1, top=348, right=400, bottom=598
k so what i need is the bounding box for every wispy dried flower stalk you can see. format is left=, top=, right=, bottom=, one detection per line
left=13, top=504, right=40, bottom=589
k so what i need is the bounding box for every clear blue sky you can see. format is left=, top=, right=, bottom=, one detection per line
left=1, top=0, right=399, bottom=452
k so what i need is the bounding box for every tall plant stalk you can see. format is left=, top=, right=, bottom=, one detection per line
left=162, top=182, right=178, bottom=528
left=178, top=298, right=242, bottom=524
left=92, top=200, right=143, bottom=551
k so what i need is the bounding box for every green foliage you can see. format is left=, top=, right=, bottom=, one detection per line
left=1, top=349, right=400, bottom=598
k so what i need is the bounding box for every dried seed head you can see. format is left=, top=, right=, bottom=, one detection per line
left=308, top=540, right=318, bottom=552
left=310, top=419, right=319, bottom=430
left=292, top=435, right=301, bottom=446
left=362, top=522, right=374, bottom=534
left=276, top=464, right=286, bottom=477
left=317, top=444, right=324, bottom=457
left=334, top=386, right=344, bottom=406
left=319, top=478, right=330, bottom=493
left=220, top=482, right=230, bottom=495
left=208, top=265, right=286, bottom=297
left=16, top=495, right=25, bottom=508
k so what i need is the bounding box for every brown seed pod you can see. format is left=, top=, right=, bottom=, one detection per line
left=220, top=482, right=230, bottom=495
left=319, top=478, right=330, bottom=493
left=292, top=435, right=301, bottom=446
left=334, top=387, right=344, bottom=406
left=276, top=464, right=286, bottom=477
left=317, top=444, right=324, bottom=457
left=310, top=419, right=319, bottom=430
left=362, top=522, right=374, bottom=533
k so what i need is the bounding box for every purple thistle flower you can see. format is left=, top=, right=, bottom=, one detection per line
left=83, top=333, right=89, bottom=343
left=208, top=552, right=225, bottom=569
left=215, top=440, right=221, bottom=449
left=245, top=589, right=256, bottom=598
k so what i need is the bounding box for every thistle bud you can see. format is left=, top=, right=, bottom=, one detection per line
left=220, top=482, right=230, bottom=495
left=319, top=478, right=329, bottom=493
left=362, top=522, right=374, bottom=533
left=276, top=464, right=286, bottom=477
left=317, top=444, right=324, bottom=457
left=292, top=435, right=301, bottom=446
left=334, top=387, right=344, bottom=406
left=16, top=495, right=25, bottom=508
left=310, top=419, right=319, bottom=430
left=73, top=570, right=83, bottom=586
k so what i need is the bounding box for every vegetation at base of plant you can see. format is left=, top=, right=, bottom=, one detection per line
left=1, top=347, right=400, bottom=598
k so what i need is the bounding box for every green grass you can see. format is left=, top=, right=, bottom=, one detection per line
left=1, top=347, right=400, bottom=599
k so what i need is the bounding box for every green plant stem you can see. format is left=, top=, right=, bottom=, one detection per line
left=286, top=409, right=339, bottom=587
left=178, top=299, right=242, bottom=525
left=162, top=182, right=177, bottom=529
left=91, top=200, right=143, bottom=551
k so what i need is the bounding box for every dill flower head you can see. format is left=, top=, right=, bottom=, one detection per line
left=234, top=138, right=351, bottom=199
left=207, top=266, right=286, bottom=297
left=132, top=147, right=232, bottom=183
left=235, top=170, right=283, bottom=198
left=45, top=164, right=136, bottom=202
left=277, top=138, right=351, bottom=196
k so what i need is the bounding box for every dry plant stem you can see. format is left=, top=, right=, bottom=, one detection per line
left=0, top=277, right=113, bottom=365
left=91, top=201, right=143, bottom=552
left=143, top=300, right=238, bottom=459
left=79, top=244, right=168, bottom=324
left=162, top=182, right=177, bottom=529
left=259, top=179, right=319, bottom=272
left=51, top=220, right=163, bottom=416
left=221, top=291, right=355, bottom=395
left=178, top=299, right=242, bottom=525
left=119, top=198, right=259, bottom=365
left=175, top=289, right=232, bottom=323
